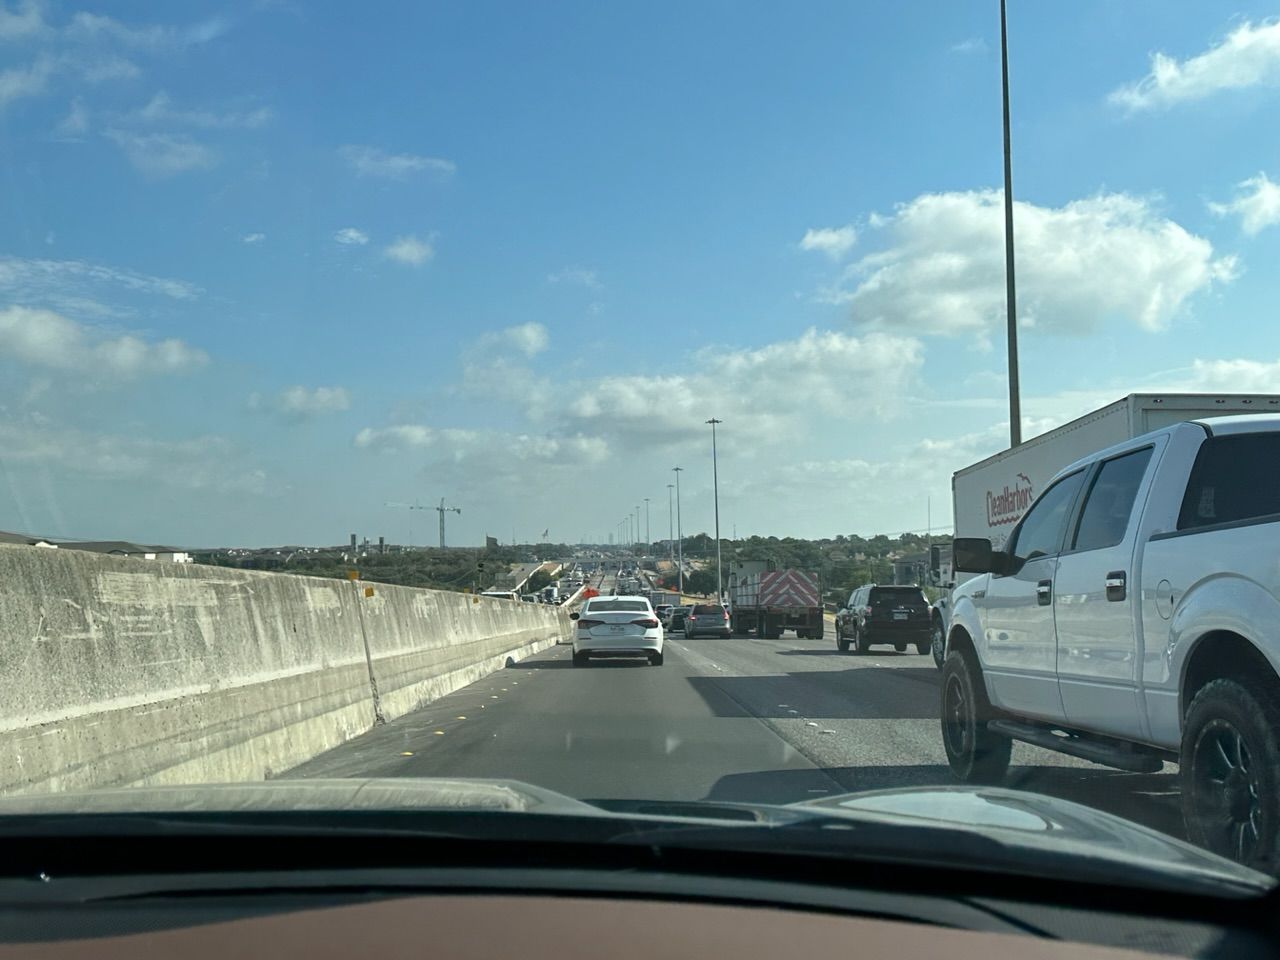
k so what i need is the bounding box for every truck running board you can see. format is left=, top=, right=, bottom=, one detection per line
left=987, top=720, right=1165, bottom=774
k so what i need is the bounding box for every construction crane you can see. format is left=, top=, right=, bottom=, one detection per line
left=384, top=501, right=426, bottom=548
left=435, top=498, right=461, bottom=549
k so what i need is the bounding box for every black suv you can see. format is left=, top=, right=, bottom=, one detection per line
left=837, top=584, right=931, bottom=655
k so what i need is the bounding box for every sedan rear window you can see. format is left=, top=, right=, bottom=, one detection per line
left=585, top=599, right=650, bottom=612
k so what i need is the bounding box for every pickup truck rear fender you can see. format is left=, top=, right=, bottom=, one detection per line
left=1145, top=574, right=1280, bottom=748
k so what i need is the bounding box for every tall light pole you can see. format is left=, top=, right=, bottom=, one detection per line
left=635, top=505, right=641, bottom=548
left=1001, top=0, right=1022, bottom=447
left=706, top=418, right=723, bottom=601
left=672, top=467, right=684, bottom=595
left=666, top=484, right=674, bottom=564
left=643, top=498, right=650, bottom=547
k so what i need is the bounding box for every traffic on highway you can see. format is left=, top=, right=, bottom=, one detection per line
left=7, top=3, right=1280, bottom=955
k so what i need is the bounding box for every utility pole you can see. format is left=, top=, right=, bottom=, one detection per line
left=706, top=418, right=723, bottom=602
left=1001, top=0, right=1022, bottom=447
left=672, top=466, right=684, bottom=595
left=644, top=498, right=650, bottom=547
left=435, top=498, right=461, bottom=549
left=635, top=505, right=641, bottom=549
left=667, top=484, right=675, bottom=565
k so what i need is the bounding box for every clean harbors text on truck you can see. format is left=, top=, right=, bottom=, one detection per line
left=728, top=561, right=823, bottom=640
left=929, top=393, right=1280, bottom=670
left=942, top=413, right=1280, bottom=872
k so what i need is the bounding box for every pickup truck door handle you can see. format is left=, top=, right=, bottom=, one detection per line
left=1105, top=571, right=1127, bottom=602
left=1036, top=579, right=1052, bottom=606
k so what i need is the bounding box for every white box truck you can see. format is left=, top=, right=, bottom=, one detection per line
left=927, top=393, right=1280, bottom=668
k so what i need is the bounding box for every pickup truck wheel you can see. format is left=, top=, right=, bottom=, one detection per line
left=931, top=620, right=946, bottom=670
left=1182, top=677, right=1280, bottom=871
left=941, top=650, right=1011, bottom=784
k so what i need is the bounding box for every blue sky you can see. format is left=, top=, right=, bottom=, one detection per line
left=3, top=0, right=1280, bottom=546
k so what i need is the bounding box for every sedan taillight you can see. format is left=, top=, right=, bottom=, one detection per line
left=632, top=618, right=660, bottom=628
left=577, top=618, right=604, bottom=629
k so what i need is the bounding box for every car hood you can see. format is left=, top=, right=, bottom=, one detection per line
left=0, top=779, right=1268, bottom=896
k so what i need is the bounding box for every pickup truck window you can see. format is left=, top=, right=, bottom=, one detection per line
left=1070, top=447, right=1153, bottom=552
left=1178, top=433, right=1280, bottom=530
left=1007, top=470, right=1085, bottom=567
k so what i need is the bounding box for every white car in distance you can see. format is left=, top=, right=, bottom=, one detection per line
left=570, top=596, right=664, bottom=667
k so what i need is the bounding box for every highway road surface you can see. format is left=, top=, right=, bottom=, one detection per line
left=285, top=631, right=1184, bottom=839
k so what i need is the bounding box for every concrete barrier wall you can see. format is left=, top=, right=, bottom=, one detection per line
left=0, top=544, right=569, bottom=796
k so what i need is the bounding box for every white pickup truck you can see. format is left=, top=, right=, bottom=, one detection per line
left=942, top=414, right=1280, bottom=871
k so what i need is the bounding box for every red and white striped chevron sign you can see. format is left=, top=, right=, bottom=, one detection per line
left=757, top=569, right=819, bottom=608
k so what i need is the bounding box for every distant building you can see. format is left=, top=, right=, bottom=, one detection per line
left=65, top=541, right=193, bottom=563
left=0, top=530, right=59, bottom=548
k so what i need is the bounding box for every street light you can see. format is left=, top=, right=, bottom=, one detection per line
left=1001, top=0, right=1022, bottom=447
left=706, top=418, right=723, bottom=602
left=672, top=466, right=684, bottom=595
left=643, top=498, right=650, bottom=547
left=666, top=484, right=674, bottom=565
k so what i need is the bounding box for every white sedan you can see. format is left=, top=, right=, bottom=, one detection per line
left=570, top=596, right=664, bottom=667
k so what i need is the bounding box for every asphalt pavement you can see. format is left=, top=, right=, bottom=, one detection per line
left=284, top=631, right=1185, bottom=837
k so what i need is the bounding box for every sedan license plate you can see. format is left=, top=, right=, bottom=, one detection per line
left=893, top=611, right=908, bottom=621
left=610, top=624, right=626, bottom=633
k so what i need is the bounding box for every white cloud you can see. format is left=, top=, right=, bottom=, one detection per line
left=1208, top=173, right=1280, bottom=235
left=837, top=190, right=1234, bottom=340
left=333, top=227, right=369, bottom=245
left=560, top=328, right=923, bottom=449
left=53, top=96, right=88, bottom=137
left=1110, top=18, right=1280, bottom=111
left=0, top=416, right=264, bottom=495
left=0, top=1, right=46, bottom=41
left=951, top=38, right=987, bottom=55
left=132, top=91, right=272, bottom=129
left=241, top=232, right=266, bottom=245
left=354, top=424, right=438, bottom=452
left=0, top=54, right=53, bottom=109
left=340, top=145, right=456, bottom=179
left=0, top=305, right=207, bottom=379
left=547, top=266, right=601, bottom=289
left=383, top=235, right=434, bottom=266
left=104, top=129, right=215, bottom=176
left=64, top=11, right=230, bottom=49
left=479, top=322, right=549, bottom=358
left=0, top=256, right=200, bottom=308
left=275, top=385, right=350, bottom=417
left=78, top=54, right=139, bottom=82
left=800, top=225, right=857, bottom=259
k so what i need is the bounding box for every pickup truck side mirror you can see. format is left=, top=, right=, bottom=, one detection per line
left=953, top=537, right=1010, bottom=575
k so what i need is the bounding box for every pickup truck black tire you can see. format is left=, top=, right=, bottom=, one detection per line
left=1181, top=677, right=1280, bottom=872
left=941, top=650, right=1011, bottom=784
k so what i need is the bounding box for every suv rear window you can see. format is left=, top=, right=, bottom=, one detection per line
left=692, top=604, right=725, bottom=614
left=1178, top=433, right=1280, bottom=530
left=868, top=587, right=927, bottom=607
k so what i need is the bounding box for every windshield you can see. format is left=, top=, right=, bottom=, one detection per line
left=3, top=0, right=1278, bottom=894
